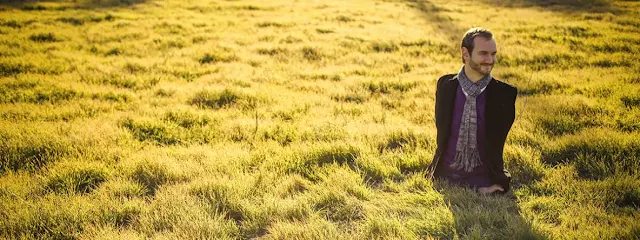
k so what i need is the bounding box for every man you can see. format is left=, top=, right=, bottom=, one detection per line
left=427, top=28, right=517, bottom=194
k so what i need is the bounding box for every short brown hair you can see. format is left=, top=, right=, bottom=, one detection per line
left=461, top=27, right=493, bottom=63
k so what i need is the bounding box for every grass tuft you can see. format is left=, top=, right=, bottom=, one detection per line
left=280, top=35, right=303, bottom=44
left=100, top=178, right=148, bottom=199
left=105, top=48, right=122, bottom=56
left=99, top=200, right=143, bottom=228
left=163, top=110, right=211, bottom=128
left=130, top=160, right=182, bottom=195
left=119, top=117, right=182, bottom=145
left=301, top=46, right=322, bottom=61
left=0, top=196, right=89, bottom=239
left=534, top=100, right=606, bottom=136
left=91, top=92, right=131, bottom=103
left=45, top=162, right=109, bottom=194
left=504, top=145, right=547, bottom=185
left=378, top=131, right=430, bottom=153
left=361, top=216, right=416, bottom=239
left=519, top=80, right=566, bottom=96
left=1, top=127, right=77, bottom=173
left=0, top=20, right=23, bottom=28
left=190, top=89, right=239, bottom=109
left=257, top=47, right=289, bottom=56
left=267, top=217, right=340, bottom=239
left=271, top=105, right=309, bottom=122
left=336, top=15, right=354, bottom=22
left=189, top=89, right=258, bottom=110
left=311, top=189, right=364, bottom=222
left=316, top=28, right=334, bottom=34
left=542, top=129, right=640, bottom=179
left=0, top=62, right=34, bottom=77
left=190, top=180, right=247, bottom=222
left=154, top=88, right=175, bottom=97
left=288, top=144, right=361, bottom=181
left=256, top=22, right=289, bottom=28
left=29, top=33, right=59, bottom=43
left=371, top=41, right=399, bottom=53
left=363, top=80, right=417, bottom=94
left=199, top=52, right=238, bottom=64
left=621, top=95, right=640, bottom=108
left=500, top=52, right=582, bottom=70
left=357, top=155, right=402, bottom=184
left=331, top=91, right=367, bottom=104
left=21, top=4, right=47, bottom=11
left=262, top=124, right=299, bottom=146
left=0, top=81, right=81, bottom=104
left=56, top=17, right=84, bottom=26
left=138, top=191, right=240, bottom=238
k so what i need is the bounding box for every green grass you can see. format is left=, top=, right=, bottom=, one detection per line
left=129, top=159, right=185, bottom=195
left=1, top=125, right=78, bottom=173
left=1, top=0, right=639, bottom=238
left=44, top=161, right=110, bottom=194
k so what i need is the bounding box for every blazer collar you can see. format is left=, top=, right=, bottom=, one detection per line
left=440, top=74, right=499, bottom=126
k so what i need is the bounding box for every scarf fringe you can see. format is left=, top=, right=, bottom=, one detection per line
left=451, top=149, right=482, bottom=172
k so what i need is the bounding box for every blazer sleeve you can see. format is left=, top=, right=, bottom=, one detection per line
left=434, top=74, right=454, bottom=130
left=507, top=86, right=517, bottom=130
left=497, top=85, right=518, bottom=192
left=428, top=74, right=454, bottom=178
left=434, top=76, right=443, bottom=129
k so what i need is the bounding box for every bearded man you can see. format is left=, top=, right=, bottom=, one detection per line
left=428, top=28, right=517, bottom=194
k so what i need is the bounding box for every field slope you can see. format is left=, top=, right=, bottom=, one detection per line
left=1, top=0, right=639, bottom=239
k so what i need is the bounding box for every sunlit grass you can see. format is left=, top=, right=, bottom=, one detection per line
left=1, top=0, right=639, bottom=238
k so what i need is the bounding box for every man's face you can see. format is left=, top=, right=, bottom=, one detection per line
left=463, top=37, right=497, bottom=76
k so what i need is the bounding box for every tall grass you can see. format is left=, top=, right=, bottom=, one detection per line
left=0, top=0, right=639, bottom=238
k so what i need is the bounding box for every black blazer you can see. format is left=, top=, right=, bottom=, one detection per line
left=427, top=74, right=517, bottom=192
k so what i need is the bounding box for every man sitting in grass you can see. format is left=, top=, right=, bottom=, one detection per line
left=428, top=27, right=517, bottom=194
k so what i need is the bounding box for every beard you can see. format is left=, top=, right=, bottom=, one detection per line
left=468, top=57, right=493, bottom=76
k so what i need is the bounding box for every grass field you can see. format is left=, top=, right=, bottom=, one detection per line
left=1, top=0, right=639, bottom=239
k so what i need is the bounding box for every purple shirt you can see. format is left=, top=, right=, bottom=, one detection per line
left=435, top=85, right=491, bottom=188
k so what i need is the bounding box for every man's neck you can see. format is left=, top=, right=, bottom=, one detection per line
left=463, top=65, right=484, bottom=83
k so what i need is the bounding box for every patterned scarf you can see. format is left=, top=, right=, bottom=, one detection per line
left=450, top=66, right=492, bottom=172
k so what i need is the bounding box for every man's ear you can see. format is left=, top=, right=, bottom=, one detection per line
left=461, top=47, right=470, bottom=63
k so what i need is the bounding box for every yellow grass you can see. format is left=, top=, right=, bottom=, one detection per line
left=1, top=0, right=639, bottom=238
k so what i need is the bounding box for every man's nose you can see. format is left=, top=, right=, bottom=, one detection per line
left=486, top=56, right=495, bottom=64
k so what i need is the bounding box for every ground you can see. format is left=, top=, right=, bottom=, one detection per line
left=0, top=0, right=639, bottom=239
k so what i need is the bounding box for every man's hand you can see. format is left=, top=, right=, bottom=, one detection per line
left=478, top=184, right=504, bottom=194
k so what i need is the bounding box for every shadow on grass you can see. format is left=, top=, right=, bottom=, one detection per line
left=407, top=0, right=616, bottom=17
left=475, top=0, right=617, bottom=13
left=0, top=0, right=148, bottom=10
left=404, top=0, right=464, bottom=53
left=433, top=179, right=548, bottom=239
